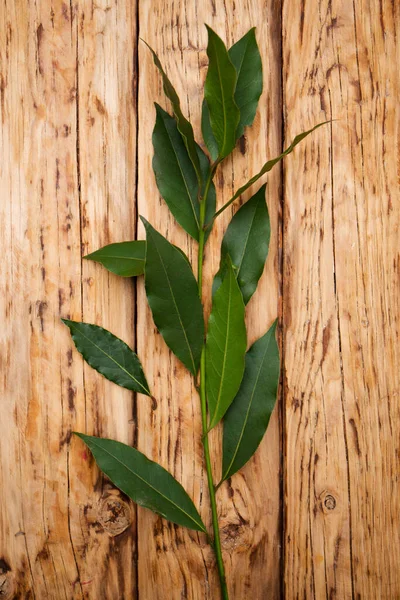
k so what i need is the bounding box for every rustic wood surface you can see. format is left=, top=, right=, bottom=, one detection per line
left=0, top=0, right=398, bottom=598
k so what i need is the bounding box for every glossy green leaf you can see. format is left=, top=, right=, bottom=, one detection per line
left=141, top=218, right=204, bottom=375
left=202, top=29, right=263, bottom=156
left=84, top=241, right=145, bottom=277
left=203, top=26, right=240, bottom=160
left=213, top=184, right=269, bottom=304
left=144, top=41, right=202, bottom=186
left=62, top=320, right=150, bottom=396
left=221, top=321, right=280, bottom=482
left=152, top=104, right=215, bottom=241
left=201, top=99, right=219, bottom=162
left=76, top=434, right=207, bottom=533
left=211, top=121, right=331, bottom=221
left=229, top=27, right=263, bottom=139
left=206, top=257, right=247, bottom=430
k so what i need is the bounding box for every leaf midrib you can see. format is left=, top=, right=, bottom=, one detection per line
left=160, top=117, right=200, bottom=230
left=87, top=438, right=205, bottom=532
left=233, top=198, right=260, bottom=283
left=150, top=231, right=197, bottom=375
left=209, top=271, right=234, bottom=428
left=209, top=35, right=237, bottom=157
left=69, top=323, right=149, bottom=395
left=93, top=255, right=144, bottom=261
left=222, top=336, right=271, bottom=480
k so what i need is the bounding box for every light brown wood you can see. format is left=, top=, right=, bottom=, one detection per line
left=1, top=0, right=138, bottom=597
left=282, top=0, right=400, bottom=597
left=1, top=0, right=399, bottom=598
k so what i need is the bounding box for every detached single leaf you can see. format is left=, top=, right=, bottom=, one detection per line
left=229, top=27, right=263, bottom=139
left=204, top=26, right=240, bottom=160
left=213, top=184, right=269, bottom=304
left=222, top=321, right=280, bottom=481
left=62, top=320, right=150, bottom=396
left=76, top=434, right=207, bottom=533
left=211, top=121, right=331, bottom=221
left=141, top=218, right=204, bottom=375
left=206, top=257, right=247, bottom=430
left=84, top=241, right=145, bottom=277
left=152, top=104, right=215, bottom=241
left=144, top=42, right=202, bottom=185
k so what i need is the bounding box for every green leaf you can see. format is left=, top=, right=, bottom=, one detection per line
left=76, top=434, right=207, bottom=533
left=221, top=321, right=280, bottom=482
left=201, top=99, right=219, bottom=162
left=203, top=26, right=240, bottom=160
left=152, top=104, right=215, bottom=241
left=84, top=241, right=146, bottom=277
left=213, top=184, right=269, bottom=304
left=211, top=121, right=331, bottom=222
left=62, top=320, right=150, bottom=396
left=206, top=257, right=247, bottom=430
left=143, top=41, right=202, bottom=186
left=141, top=218, right=204, bottom=375
left=229, top=27, right=263, bottom=139
left=202, top=28, right=263, bottom=156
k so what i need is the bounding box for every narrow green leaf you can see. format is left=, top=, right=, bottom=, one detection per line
left=144, top=41, right=202, bottom=186
left=221, top=321, right=280, bottom=482
left=204, top=26, right=240, bottom=160
left=201, top=99, right=219, bottom=161
left=141, top=218, right=204, bottom=375
left=211, top=121, right=331, bottom=221
left=202, top=28, right=263, bottom=155
left=213, top=184, right=269, bottom=304
left=152, top=104, right=215, bottom=241
left=76, top=434, right=207, bottom=533
left=206, top=257, right=247, bottom=430
left=229, top=27, right=263, bottom=139
left=62, top=320, right=150, bottom=396
left=84, top=241, right=146, bottom=277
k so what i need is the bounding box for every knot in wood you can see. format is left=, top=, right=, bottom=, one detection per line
left=0, top=559, right=14, bottom=599
left=324, top=494, right=336, bottom=511
left=98, top=494, right=132, bottom=536
left=221, top=520, right=252, bottom=553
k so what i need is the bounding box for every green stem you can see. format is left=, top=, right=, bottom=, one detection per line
left=197, top=163, right=229, bottom=600
left=199, top=348, right=229, bottom=600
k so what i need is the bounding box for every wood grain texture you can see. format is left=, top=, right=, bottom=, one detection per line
left=1, top=0, right=398, bottom=598
left=0, top=0, right=138, bottom=597
left=282, top=0, right=400, bottom=597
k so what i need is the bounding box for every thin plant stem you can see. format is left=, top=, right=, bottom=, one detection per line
left=197, top=163, right=229, bottom=600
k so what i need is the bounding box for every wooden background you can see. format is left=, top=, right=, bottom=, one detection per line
left=1, top=0, right=399, bottom=598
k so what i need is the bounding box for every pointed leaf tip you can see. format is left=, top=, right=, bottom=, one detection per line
left=222, top=320, right=280, bottom=481
left=213, top=184, right=270, bottom=304
left=84, top=240, right=146, bottom=277
left=204, top=26, right=240, bottom=160
left=152, top=105, right=215, bottom=240
left=206, top=257, right=247, bottom=429
left=144, top=41, right=202, bottom=185
left=142, top=220, right=204, bottom=375
left=228, top=27, right=263, bottom=139
left=63, top=320, right=151, bottom=396
left=76, top=434, right=207, bottom=533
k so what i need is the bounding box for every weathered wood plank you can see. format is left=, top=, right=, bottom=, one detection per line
left=136, top=1, right=282, bottom=598
left=0, top=1, right=83, bottom=597
left=282, top=0, right=400, bottom=597
left=71, top=0, right=139, bottom=597
left=2, top=0, right=398, bottom=597
left=0, top=0, right=138, bottom=598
